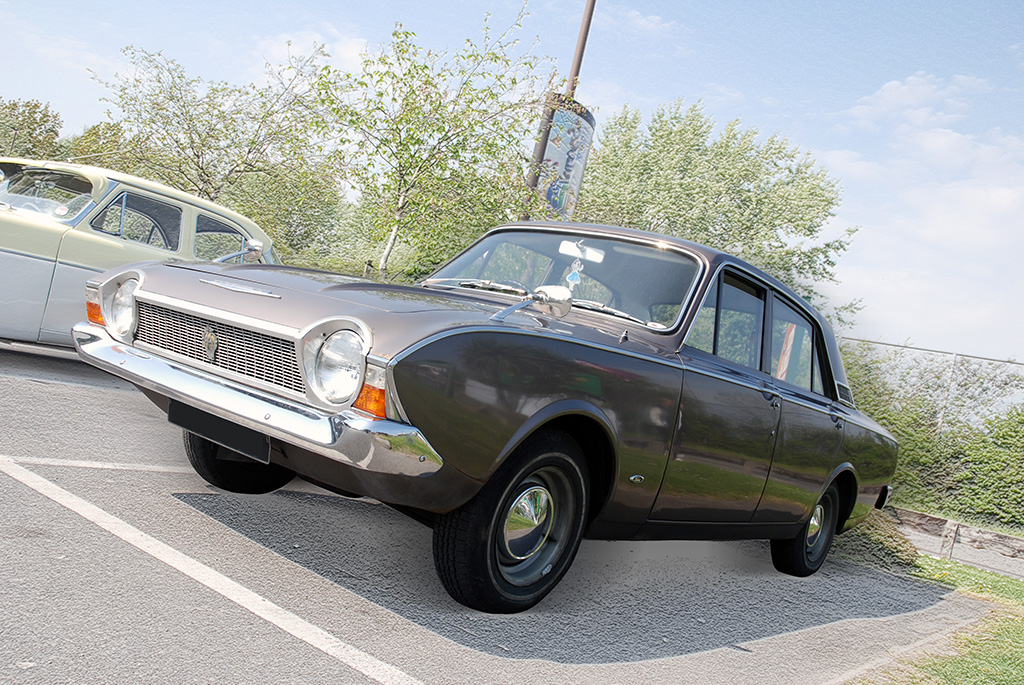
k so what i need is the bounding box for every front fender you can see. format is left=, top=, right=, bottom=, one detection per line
left=390, top=328, right=682, bottom=515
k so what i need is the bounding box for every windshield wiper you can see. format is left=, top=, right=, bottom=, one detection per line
left=423, top=278, right=529, bottom=296
left=571, top=299, right=648, bottom=325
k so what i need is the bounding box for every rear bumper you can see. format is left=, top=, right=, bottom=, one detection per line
left=72, top=322, right=478, bottom=510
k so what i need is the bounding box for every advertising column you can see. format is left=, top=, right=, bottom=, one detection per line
left=538, top=93, right=596, bottom=219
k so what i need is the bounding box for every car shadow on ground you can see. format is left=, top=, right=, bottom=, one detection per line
left=176, top=489, right=950, bottom=665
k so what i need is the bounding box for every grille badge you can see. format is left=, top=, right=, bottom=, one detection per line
left=202, top=327, right=219, bottom=363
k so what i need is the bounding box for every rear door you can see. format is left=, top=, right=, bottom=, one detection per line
left=751, top=293, right=844, bottom=523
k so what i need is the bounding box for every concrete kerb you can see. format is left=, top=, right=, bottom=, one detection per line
left=892, top=506, right=1024, bottom=580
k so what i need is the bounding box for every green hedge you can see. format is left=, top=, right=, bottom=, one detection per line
left=842, top=342, right=1024, bottom=533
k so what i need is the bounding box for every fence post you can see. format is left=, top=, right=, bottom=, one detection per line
left=940, top=520, right=960, bottom=560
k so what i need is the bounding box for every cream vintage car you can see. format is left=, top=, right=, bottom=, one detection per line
left=0, top=157, right=275, bottom=348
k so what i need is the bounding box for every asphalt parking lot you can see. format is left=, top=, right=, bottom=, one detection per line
left=0, top=348, right=991, bottom=683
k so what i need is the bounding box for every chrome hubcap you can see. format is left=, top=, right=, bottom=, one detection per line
left=502, top=486, right=553, bottom=560
left=806, top=503, right=824, bottom=548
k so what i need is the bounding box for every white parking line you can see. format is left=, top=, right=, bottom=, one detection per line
left=0, top=455, right=421, bottom=685
left=12, top=456, right=194, bottom=473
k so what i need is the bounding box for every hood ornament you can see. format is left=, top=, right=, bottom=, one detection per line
left=200, top=278, right=281, bottom=298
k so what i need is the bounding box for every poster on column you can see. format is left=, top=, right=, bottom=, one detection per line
left=540, top=94, right=595, bottom=218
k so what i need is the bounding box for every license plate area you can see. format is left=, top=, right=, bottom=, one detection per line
left=168, top=401, right=270, bottom=464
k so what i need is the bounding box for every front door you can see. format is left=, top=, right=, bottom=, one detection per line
left=651, top=270, right=781, bottom=522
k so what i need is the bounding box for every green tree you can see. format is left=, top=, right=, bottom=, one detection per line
left=93, top=45, right=340, bottom=257
left=314, top=14, right=555, bottom=279
left=97, top=45, right=326, bottom=201
left=576, top=102, right=854, bottom=306
left=62, top=122, right=130, bottom=167
left=0, top=97, right=63, bottom=158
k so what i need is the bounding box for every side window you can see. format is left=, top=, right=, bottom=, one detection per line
left=686, top=280, right=717, bottom=354
left=685, top=271, right=767, bottom=371
left=91, top=192, right=182, bottom=251
left=770, top=296, right=823, bottom=394
left=718, top=275, right=765, bottom=369
left=195, top=215, right=246, bottom=261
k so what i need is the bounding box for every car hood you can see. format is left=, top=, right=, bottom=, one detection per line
left=137, top=262, right=547, bottom=359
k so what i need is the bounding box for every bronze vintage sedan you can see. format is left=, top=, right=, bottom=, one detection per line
left=74, top=222, right=897, bottom=613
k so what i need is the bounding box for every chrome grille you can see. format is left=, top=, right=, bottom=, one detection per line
left=135, top=301, right=305, bottom=395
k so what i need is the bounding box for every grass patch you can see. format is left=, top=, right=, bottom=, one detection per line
left=833, top=508, right=920, bottom=571
left=859, top=556, right=1024, bottom=684
left=911, top=557, right=1024, bottom=610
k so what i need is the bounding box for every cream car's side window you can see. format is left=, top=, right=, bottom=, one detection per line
left=91, top=192, right=182, bottom=251
left=194, top=215, right=246, bottom=261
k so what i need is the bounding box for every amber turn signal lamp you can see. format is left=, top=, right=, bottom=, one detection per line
left=353, top=383, right=387, bottom=418
left=86, top=299, right=105, bottom=326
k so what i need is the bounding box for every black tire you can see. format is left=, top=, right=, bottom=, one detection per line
left=771, top=483, right=840, bottom=577
left=183, top=430, right=294, bottom=494
left=433, top=430, right=589, bottom=613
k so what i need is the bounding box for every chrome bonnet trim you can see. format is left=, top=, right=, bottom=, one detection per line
left=73, top=322, right=442, bottom=476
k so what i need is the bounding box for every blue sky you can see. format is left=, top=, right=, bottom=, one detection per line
left=3, top=0, right=1022, bottom=361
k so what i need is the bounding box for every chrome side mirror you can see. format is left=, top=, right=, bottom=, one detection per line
left=214, top=239, right=264, bottom=264
left=532, top=285, right=572, bottom=318
left=490, top=284, right=573, bottom=323
left=242, top=239, right=264, bottom=263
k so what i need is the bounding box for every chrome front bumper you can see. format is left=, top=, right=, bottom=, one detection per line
left=73, top=322, right=443, bottom=478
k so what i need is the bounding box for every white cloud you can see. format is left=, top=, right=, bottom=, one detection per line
left=837, top=72, right=988, bottom=132
left=595, top=3, right=678, bottom=38
left=254, top=26, right=367, bottom=74
left=821, top=73, right=1024, bottom=360
left=815, top=149, right=885, bottom=184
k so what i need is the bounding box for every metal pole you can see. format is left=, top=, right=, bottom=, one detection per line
left=523, top=0, right=597, bottom=214
left=566, top=0, right=597, bottom=99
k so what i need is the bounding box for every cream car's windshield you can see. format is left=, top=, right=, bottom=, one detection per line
left=0, top=169, right=94, bottom=223
left=425, top=230, right=703, bottom=329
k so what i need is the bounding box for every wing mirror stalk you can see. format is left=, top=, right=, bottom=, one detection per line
left=491, top=285, right=573, bottom=322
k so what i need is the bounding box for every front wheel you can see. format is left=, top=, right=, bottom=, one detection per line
left=432, top=431, right=589, bottom=613
left=771, top=483, right=840, bottom=577
left=183, top=430, right=295, bottom=494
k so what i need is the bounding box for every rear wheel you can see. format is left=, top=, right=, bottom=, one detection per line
left=771, top=483, right=840, bottom=576
left=433, top=431, right=589, bottom=613
left=183, top=430, right=294, bottom=494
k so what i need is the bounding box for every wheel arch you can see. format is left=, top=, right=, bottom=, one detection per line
left=496, top=399, right=618, bottom=525
left=828, top=464, right=859, bottom=534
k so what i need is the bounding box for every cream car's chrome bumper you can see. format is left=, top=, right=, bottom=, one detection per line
left=73, top=322, right=443, bottom=477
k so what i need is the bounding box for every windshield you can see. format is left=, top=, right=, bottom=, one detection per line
left=0, top=168, right=95, bottom=223
left=426, top=230, right=702, bottom=329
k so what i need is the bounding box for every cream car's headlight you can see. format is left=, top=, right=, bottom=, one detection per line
left=109, top=278, right=140, bottom=337
left=313, top=330, right=365, bottom=404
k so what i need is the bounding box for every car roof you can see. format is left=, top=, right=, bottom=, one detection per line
left=0, top=156, right=265, bottom=236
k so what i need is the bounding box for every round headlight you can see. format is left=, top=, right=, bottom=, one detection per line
left=110, top=278, right=140, bottom=337
left=314, top=330, right=365, bottom=404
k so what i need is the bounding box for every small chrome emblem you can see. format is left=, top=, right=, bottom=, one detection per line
left=202, top=327, right=219, bottom=363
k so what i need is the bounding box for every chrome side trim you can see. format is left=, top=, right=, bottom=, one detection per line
left=679, top=360, right=880, bottom=433
left=389, top=325, right=686, bottom=374
left=74, top=322, right=442, bottom=476
left=680, top=361, right=779, bottom=397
